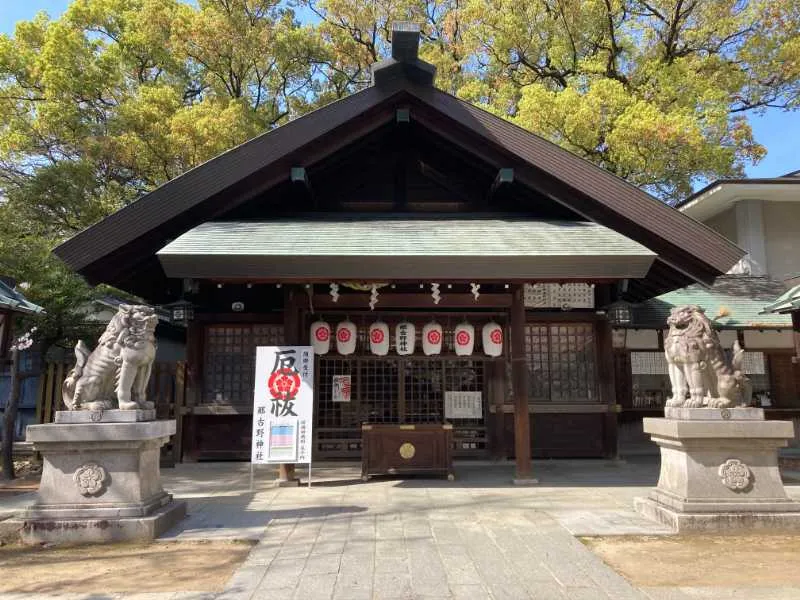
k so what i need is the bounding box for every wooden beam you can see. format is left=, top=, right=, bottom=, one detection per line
left=488, top=168, right=514, bottom=202
left=313, top=293, right=512, bottom=309
left=291, top=167, right=316, bottom=209
left=510, top=284, right=534, bottom=482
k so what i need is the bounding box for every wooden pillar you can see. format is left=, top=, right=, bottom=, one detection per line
left=510, top=284, right=535, bottom=483
left=490, top=360, right=507, bottom=459
left=183, top=320, right=204, bottom=462
left=277, top=285, right=302, bottom=485
left=596, top=319, right=619, bottom=459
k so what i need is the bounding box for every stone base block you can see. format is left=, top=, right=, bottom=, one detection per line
left=635, top=496, right=800, bottom=533
left=55, top=409, right=156, bottom=424
left=15, top=419, right=185, bottom=544
left=11, top=500, right=187, bottom=545
left=637, top=415, right=800, bottom=532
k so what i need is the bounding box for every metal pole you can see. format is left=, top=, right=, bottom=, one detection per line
left=250, top=462, right=255, bottom=492
left=308, top=461, right=312, bottom=489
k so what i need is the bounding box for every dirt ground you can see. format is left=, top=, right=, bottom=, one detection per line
left=583, top=534, right=800, bottom=587
left=0, top=540, right=254, bottom=594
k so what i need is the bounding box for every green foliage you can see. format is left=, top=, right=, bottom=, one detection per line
left=0, top=0, right=798, bottom=348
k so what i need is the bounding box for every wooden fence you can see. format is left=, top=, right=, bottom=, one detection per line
left=35, top=361, right=186, bottom=466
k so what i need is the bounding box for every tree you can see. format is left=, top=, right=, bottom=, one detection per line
left=460, top=0, right=800, bottom=201
left=1, top=0, right=799, bottom=238
left=0, top=0, right=329, bottom=353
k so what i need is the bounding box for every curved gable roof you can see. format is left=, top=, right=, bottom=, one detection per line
left=54, top=63, right=743, bottom=299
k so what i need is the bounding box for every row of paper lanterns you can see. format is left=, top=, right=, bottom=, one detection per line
left=310, top=320, right=504, bottom=357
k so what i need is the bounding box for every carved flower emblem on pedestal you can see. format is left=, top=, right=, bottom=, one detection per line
left=73, top=462, right=108, bottom=496
left=718, top=459, right=752, bottom=491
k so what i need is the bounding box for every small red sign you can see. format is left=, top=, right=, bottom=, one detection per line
left=427, top=330, right=441, bottom=344
left=337, top=328, right=352, bottom=343
left=456, top=331, right=471, bottom=346
left=371, top=328, right=385, bottom=344
left=315, top=326, right=330, bottom=342
left=490, top=329, right=502, bottom=345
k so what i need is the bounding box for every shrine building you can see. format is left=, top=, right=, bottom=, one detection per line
left=54, top=24, right=743, bottom=481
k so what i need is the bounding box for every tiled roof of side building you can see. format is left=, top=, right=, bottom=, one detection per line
left=0, top=278, right=44, bottom=315
left=630, top=276, right=792, bottom=329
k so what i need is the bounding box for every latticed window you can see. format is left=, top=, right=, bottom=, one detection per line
left=203, top=324, right=284, bottom=405
left=524, top=323, right=597, bottom=403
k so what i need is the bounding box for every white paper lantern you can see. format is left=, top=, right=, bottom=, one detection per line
left=310, top=320, right=331, bottom=355
left=395, top=321, right=416, bottom=355
left=454, top=321, right=475, bottom=356
left=336, top=320, right=357, bottom=355
left=369, top=321, right=390, bottom=356
left=422, top=321, right=443, bottom=356
left=482, top=321, right=504, bottom=357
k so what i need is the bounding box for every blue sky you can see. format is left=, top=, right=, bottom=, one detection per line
left=1, top=0, right=797, bottom=179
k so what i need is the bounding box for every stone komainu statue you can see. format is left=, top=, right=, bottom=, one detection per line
left=62, top=304, right=158, bottom=411
left=664, top=305, right=752, bottom=409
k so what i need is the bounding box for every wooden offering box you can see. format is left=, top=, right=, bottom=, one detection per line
left=361, top=423, right=454, bottom=480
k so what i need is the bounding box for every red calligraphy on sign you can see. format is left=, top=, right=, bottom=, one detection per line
left=370, top=328, right=385, bottom=344
left=427, top=330, right=441, bottom=344
left=490, top=329, right=502, bottom=345
left=337, top=328, right=352, bottom=343
left=268, top=368, right=301, bottom=400
left=315, top=326, right=330, bottom=342
left=456, top=331, right=471, bottom=346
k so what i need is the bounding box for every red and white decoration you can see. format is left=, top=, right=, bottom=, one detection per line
left=310, top=320, right=331, bottom=355
left=336, top=320, right=357, bottom=355
left=482, top=321, right=503, bottom=357
left=422, top=321, right=443, bottom=356
left=395, top=321, right=416, bottom=355
left=369, top=321, right=390, bottom=356
left=454, top=322, right=475, bottom=356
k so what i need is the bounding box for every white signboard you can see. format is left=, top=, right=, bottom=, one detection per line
left=445, top=391, right=483, bottom=419
left=332, top=375, right=352, bottom=402
left=252, top=346, right=314, bottom=465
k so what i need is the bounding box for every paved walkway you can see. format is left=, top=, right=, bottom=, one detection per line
left=3, top=458, right=800, bottom=600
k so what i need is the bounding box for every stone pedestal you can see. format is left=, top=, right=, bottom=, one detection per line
left=9, top=412, right=186, bottom=544
left=635, top=408, right=800, bottom=532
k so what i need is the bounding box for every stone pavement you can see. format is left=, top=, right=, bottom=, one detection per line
left=3, top=458, right=800, bottom=600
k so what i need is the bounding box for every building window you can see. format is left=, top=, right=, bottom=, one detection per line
left=524, top=323, right=597, bottom=403
left=630, top=350, right=771, bottom=408
left=203, top=324, right=284, bottom=405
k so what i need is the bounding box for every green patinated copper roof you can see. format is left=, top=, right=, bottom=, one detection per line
left=761, top=284, right=800, bottom=314
left=0, top=279, right=44, bottom=315
left=157, top=216, right=657, bottom=281
left=631, top=276, right=792, bottom=329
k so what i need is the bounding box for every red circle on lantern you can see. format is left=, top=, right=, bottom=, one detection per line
left=337, top=327, right=352, bottom=342
left=490, top=329, right=502, bottom=345
left=268, top=368, right=301, bottom=400
left=371, top=328, right=385, bottom=344
left=427, top=330, right=441, bottom=344
left=456, top=331, right=471, bottom=346
left=315, top=326, right=329, bottom=342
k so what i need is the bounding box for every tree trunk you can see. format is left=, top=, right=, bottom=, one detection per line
left=1, top=348, right=20, bottom=480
